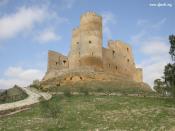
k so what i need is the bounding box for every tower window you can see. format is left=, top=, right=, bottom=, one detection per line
left=92, top=52, right=94, bottom=56
left=56, top=62, right=58, bottom=65
left=127, top=59, right=130, bottom=62
left=109, top=64, right=110, bottom=68
left=116, top=66, right=118, bottom=70
left=63, top=60, right=66, bottom=65
left=112, top=50, right=115, bottom=56
left=70, top=77, right=73, bottom=80
left=127, top=48, right=129, bottom=52
left=89, top=40, right=92, bottom=44
left=77, top=42, right=79, bottom=44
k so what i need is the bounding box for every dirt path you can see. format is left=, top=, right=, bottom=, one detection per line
left=0, top=87, right=52, bottom=117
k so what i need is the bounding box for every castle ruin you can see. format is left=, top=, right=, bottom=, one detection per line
left=42, top=12, right=144, bottom=87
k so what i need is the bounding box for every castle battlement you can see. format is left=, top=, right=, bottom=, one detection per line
left=72, top=27, right=80, bottom=37
left=42, top=12, right=144, bottom=85
left=72, top=27, right=79, bottom=31
left=80, top=11, right=101, bottom=19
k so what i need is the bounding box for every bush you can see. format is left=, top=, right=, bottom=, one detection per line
left=63, top=89, right=72, bottom=97
left=40, top=100, right=62, bottom=118
left=80, top=87, right=89, bottom=95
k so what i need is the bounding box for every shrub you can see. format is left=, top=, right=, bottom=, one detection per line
left=80, top=87, right=89, bottom=95
left=40, top=100, right=62, bottom=118
left=63, top=89, right=72, bottom=97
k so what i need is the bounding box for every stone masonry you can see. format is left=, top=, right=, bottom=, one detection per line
left=42, top=12, right=143, bottom=86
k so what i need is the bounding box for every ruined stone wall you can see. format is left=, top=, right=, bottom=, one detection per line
left=68, top=27, right=80, bottom=69
left=133, top=68, right=143, bottom=82
left=79, top=12, right=103, bottom=69
left=102, top=40, right=137, bottom=80
left=44, top=12, right=143, bottom=83
left=47, top=50, right=68, bottom=72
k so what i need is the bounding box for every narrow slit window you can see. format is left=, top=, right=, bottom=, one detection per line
left=70, top=77, right=73, bottom=80
left=112, top=50, right=115, bottom=56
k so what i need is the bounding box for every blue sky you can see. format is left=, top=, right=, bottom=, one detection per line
left=0, top=0, right=175, bottom=89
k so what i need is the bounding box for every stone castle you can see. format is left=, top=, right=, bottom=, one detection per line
left=41, top=12, right=144, bottom=87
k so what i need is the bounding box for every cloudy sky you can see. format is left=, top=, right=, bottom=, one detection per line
left=0, top=0, right=175, bottom=89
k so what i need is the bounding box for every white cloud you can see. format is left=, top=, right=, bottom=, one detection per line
left=101, top=11, right=116, bottom=39
left=137, top=19, right=148, bottom=26
left=140, top=56, right=170, bottom=87
left=135, top=37, right=170, bottom=87
left=36, top=29, right=61, bottom=43
left=152, top=18, right=167, bottom=29
left=0, top=6, right=46, bottom=40
left=131, top=18, right=169, bottom=87
left=0, top=67, right=44, bottom=89
left=140, top=40, right=169, bottom=55
left=136, top=18, right=166, bottom=30
left=131, top=30, right=146, bottom=44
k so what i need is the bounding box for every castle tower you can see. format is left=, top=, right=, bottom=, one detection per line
left=68, top=27, right=80, bottom=69
left=79, top=12, right=103, bottom=69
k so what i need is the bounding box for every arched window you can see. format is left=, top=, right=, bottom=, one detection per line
left=127, top=48, right=129, bottom=52
left=77, top=42, right=79, bottom=44
left=89, top=40, right=92, bottom=44
left=127, top=59, right=130, bottom=62
left=116, top=66, right=118, bottom=70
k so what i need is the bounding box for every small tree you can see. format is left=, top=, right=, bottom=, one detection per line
left=153, top=79, right=166, bottom=96
left=163, top=35, right=175, bottom=97
left=169, top=35, right=175, bottom=61
left=154, top=35, right=175, bottom=97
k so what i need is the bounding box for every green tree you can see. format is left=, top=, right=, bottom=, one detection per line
left=163, top=35, right=175, bottom=97
left=153, top=79, right=166, bottom=96
left=169, top=35, right=175, bottom=61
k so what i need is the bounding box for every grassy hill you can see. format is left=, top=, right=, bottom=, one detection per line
left=39, top=80, right=153, bottom=95
left=0, top=85, right=28, bottom=104
left=1, top=95, right=175, bottom=130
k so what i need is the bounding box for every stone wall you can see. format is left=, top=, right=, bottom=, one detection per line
left=43, top=12, right=144, bottom=83
left=68, top=27, right=80, bottom=69
left=47, top=50, right=68, bottom=71
left=133, top=68, right=143, bottom=82
left=102, top=40, right=136, bottom=80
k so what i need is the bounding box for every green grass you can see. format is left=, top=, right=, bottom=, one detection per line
left=43, top=80, right=154, bottom=96
left=1, top=95, right=175, bottom=131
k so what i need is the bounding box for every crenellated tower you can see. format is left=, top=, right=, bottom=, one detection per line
left=79, top=12, right=103, bottom=69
